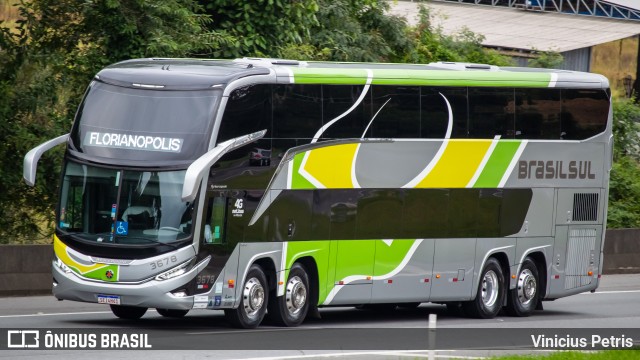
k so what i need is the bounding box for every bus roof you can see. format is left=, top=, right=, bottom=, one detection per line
left=98, top=58, right=609, bottom=90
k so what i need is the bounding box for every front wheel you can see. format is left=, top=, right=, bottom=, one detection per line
left=506, top=258, right=539, bottom=317
left=267, top=263, right=310, bottom=327
left=110, top=305, right=147, bottom=320
left=156, top=308, right=189, bottom=318
left=225, top=264, right=268, bottom=328
left=462, top=257, right=505, bottom=319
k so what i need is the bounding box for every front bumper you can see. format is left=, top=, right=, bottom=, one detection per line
left=52, top=258, right=209, bottom=310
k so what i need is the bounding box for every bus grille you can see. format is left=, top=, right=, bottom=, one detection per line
left=565, top=228, right=596, bottom=290
left=572, top=193, right=598, bottom=222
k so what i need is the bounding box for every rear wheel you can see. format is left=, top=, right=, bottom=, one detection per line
left=110, top=305, right=147, bottom=320
left=268, top=263, right=310, bottom=327
left=225, top=264, right=268, bottom=328
left=506, top=258, right=539, bottom=317
left=462, top=257, right=505, bottom=319
left=156, top=308, right=189, bottom=318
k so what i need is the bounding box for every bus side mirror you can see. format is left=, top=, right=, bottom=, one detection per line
left=23, top=133, right=70, bottom=187
left=181, top=129, right=267, bottom=202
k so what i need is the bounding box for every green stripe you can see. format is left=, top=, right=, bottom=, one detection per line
left=290, top=152, right=316, bottom=189
left=82, top=265, right=119, bottom=282
left=291, top=67, right=552, bottom=87
left=473, top=140, right=521, bottom=188
left=291, top=68, right=369, bottom=85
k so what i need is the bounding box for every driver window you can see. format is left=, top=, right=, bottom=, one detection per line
left=204, top=196, right=227, bottom=244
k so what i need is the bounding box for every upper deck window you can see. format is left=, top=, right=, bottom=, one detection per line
left=71, top=82, right=219, bottom=162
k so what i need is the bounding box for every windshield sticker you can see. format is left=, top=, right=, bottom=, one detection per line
left=115, top=221, right=128, bottom=236
left=84, top=131, right=183, bottom=153
left=111, top=204, right=117, bottom=220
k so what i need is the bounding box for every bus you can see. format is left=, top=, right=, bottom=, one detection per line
left=24, top=58, right=612, bottom=328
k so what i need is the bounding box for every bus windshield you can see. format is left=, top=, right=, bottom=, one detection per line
left=58, top=161, right=193, bottom=245
left=71, top=81, right=219, bottom=162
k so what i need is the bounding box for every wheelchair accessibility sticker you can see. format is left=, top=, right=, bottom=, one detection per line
left=116, top=221, right=128, bottom=235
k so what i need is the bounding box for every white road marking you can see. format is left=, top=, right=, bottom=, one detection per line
left=230, top=350, right=485, bottom=360
left=0, top=311, right=113, bottom=318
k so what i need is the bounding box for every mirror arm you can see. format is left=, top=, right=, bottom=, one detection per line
left=181, top=130, right=267, bottom=202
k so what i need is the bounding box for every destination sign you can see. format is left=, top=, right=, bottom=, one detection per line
left=83, top=132, right=183, bottom=153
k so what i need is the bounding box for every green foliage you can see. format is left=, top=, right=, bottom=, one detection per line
left=303, top=0, right=411, bottom=62
left=402, top=5, right=513, bottom=66
left=200, top=0, right=319, bottom=58
left=612, top=97, right=640, bottom=161
left=607, top=98, right=640, bottom=228
left=528, top=49, right=564, bottom=69
left=608, top=156, right=640, bottom=228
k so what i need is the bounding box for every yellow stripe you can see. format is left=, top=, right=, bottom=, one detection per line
left=304, top=144, right=358, bottom=188
left=417, top=140, right=492, bottom=188
left=54, top=235, right=107, bottom=274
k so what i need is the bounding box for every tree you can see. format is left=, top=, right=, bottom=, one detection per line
left=200, top=0, right=319, bottom=58
left=528, top=49, right=564, bottom=69
left=402, top=5, right=512, bottom=66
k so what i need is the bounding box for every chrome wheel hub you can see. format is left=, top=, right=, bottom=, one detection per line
left=481, top=270, right=499, bottom=308
left=517, top=269, right=537, bottom=306
left=243, top=277, right=264, bottom=318
left=286, top=276, right=307, bottom=316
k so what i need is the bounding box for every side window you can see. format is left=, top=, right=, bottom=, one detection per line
left=448, top=189, right=479, bottom=238
left=272, top=84, right=322, bottom=139
left=468, top=88, right=515, bottom=139
left=217, top=85, right=271, bottom=142
left=402, top=189, right=449, bottom=238
left=322, top=85, right=370, bottom=139
left=355, top=189, right=403, bottom=238
left=561, top=89, right=609, bottom=140
left=422, top=87, right=468, bottom=138
left=477, top=189, right=503, bottom=237
left=515, top=88, right=561, bottom=140
left=365, top=86, right=420, bottom=138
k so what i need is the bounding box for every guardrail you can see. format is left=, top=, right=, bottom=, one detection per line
left=0, top=229, right=638, bottom=296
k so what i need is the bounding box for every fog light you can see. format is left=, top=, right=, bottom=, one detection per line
left=172, top=290, right=187, bottom=298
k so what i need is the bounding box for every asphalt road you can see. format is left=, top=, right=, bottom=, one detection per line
left=1, top=274, right=639, bottom=359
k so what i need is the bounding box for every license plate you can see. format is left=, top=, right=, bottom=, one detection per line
left=97, top=294, right=121, bottom=305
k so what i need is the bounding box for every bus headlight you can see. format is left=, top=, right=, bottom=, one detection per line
left=155, top=260, right=192, bottom=281
left=55, top=257, right=73, bottom=274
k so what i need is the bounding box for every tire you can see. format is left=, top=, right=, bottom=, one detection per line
left=225, top=264, right=268, bottom=328
left=110, top=305, right=147, bottom=320
left=156, top=308, right=189, bottom=318
left=445, top=302, right=465, bottom=316
left=506, top=257, right=540, bottom=317
left=462, top=257, right=505, bottom=319
left=267, top=263, right=310, bottom=327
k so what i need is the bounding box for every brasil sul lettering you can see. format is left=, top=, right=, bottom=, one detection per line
left=518, top=160, right=596, bottom=180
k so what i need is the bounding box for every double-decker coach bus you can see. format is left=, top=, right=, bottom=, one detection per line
left=24, top=58, right=612, bottom=328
